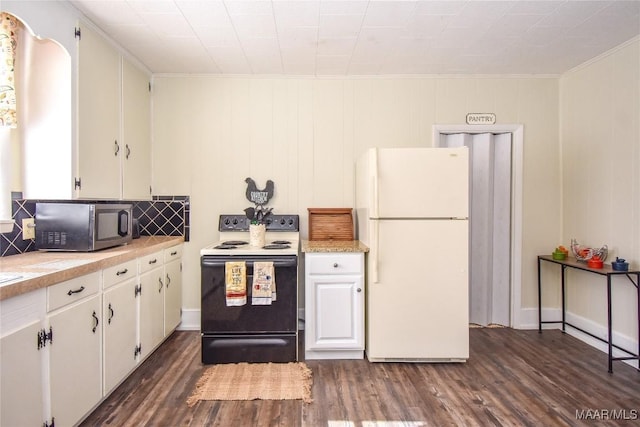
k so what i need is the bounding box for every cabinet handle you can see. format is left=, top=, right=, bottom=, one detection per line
left=149, top=259, right=157, bottom=265
left=170, top=251, right=177, bottom=256
left=333, top=263, right=339, bottom=268
left=108, top=303, right=115, bottom=324
left=126, top=144, right=131, bottom=159
left=116, top=268, right=128, bottom=276
left=114, top=140, right=120, bottom=156
left=92, top=311, right=99, bottom=333
left=158, top=277, right=163, bottom=293
left=166, top=274, right=171, bottom=288
left=357, top=288, right=362, bottom=292
left=67, top=285, right=85, bottom=296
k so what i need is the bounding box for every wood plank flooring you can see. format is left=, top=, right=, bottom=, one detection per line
left=80, top=329, right=639, bottom=426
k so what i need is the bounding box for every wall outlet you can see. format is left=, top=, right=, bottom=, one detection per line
left=22, top=218, right=35, bottom=240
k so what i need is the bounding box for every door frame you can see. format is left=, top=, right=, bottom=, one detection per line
left=433, top=124, right=524, bottom=328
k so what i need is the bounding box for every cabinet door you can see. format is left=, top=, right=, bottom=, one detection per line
left=0, top=321, right=45, bottom=427
left=103, top=279, right=137, bottom=394
left=139, top=267, right=164, bottom=359
left=77, top=23, right=121, bottom=199
left=122, top=58, right=151, bottom=200
left=49, top=294, right=102, bottom=427
left=306, top=275, right=364, bottom=350
left=164, top=258, right=182, bottom=334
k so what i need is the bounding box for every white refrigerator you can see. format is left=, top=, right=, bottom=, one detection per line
left=355, top=147, right=469, bottom=362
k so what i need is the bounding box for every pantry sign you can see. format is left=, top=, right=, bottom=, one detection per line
left=466, top=113, right=496, bottom=125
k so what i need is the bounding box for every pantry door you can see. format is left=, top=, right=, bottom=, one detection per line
left=434, top=125, right=523, bottom=328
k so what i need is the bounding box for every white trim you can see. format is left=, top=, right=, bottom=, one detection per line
left=176, top=309, right=200, bottom=331
left=563, top=35, right=640, bottom=76
left=518, top=307, right=639, bottom=369
left=433, top=124, right=524, bottom=329
left=153, top=73, right=560, bottom=80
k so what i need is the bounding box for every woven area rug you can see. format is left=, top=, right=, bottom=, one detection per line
left=186, top=362, right=312, bottom=406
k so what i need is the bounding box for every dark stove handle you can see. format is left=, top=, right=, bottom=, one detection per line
left=201, top=256, right=297, bottom=268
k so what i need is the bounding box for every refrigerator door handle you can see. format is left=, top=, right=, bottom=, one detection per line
left=372, top=219, right=379, bottom=283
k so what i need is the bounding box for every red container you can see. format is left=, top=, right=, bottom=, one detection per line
left=587, top=257, right=603, bottom=269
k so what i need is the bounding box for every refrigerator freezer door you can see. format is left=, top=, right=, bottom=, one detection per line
left=375, top=147, right=468, bottom=219
left=366, top=218, right=469, bottom=361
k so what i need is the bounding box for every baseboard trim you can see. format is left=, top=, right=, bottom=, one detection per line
left=518, top=307, right=639, bottom=369
left=177, top=308, right=200, bottom=331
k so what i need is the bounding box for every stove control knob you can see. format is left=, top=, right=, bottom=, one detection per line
left=280, top=218, right=286, bottom=225
left=224, top=218, right=230, bottom=225
left=232, top=218, right=238, bottom=225
left=288, top=219, right=294, bottom=225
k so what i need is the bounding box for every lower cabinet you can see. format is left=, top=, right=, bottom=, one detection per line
left=139, top=251, right=165, bottom=359
left=49, top=293, right=103, bottom=427
left=0, top=242, right=183, bottom=427
left=0, top=320, right=45, bottom=427
left=304, top=252, right=365, bottom=360
left=103, top=278, right=138, bottom=394
left=164, top=246, right=183, bottom=334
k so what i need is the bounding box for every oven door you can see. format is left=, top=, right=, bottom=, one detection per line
left=200, top=255, right=298, bottom=334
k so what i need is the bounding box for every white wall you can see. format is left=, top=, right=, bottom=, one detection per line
left=152, top=76, right=561, bottom=315
left=560, top=38, right=640, bottom=343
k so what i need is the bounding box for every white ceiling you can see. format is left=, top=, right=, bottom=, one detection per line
left=69, top=0, right=640, bottom=76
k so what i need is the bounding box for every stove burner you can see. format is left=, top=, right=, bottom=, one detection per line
left=214, top=244, right=238, bottom=249
left=271, top=240, right=291, bottom=245
left=263, top=244, right=291, bottom=249
left=223, top=240, right=248, bottom=245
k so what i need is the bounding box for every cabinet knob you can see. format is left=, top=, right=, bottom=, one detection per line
left=357, top=288, right=362, bottom=292
left=333, top=263, right=338, bottom=268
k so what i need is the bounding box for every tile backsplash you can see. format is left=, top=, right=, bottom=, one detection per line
left=0, top=196, right=190, bottom=257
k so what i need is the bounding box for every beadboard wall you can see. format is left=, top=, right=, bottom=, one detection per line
left=150, top=76, right=561, bottom=314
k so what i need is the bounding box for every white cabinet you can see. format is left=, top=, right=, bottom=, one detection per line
left=102, top=263, right=138, bottom=394
left=122, top=58, right=151, bottom=199
left=47, top=276, right=102, bottom=427
left=0, top=320, right=45, bottom=427
left=304, top=252, right=365, bottom=360
left=77, top=23, right=151, bottom=199
left=0, top=242, right=183, bottom=426
left=138, top=244, right=183, bottom=358
left=164, top=245, right=183, bottom=334
left=139, top=250, right=165, bottom=359
left=77, top=22, right=120, bottom=199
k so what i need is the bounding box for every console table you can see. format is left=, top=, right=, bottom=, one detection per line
left=537, top=255, right=640, bottom=373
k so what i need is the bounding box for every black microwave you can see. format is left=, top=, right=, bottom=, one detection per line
left=35, top=202, right=133, bottom=251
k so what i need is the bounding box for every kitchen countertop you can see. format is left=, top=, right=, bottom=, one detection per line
left=301, top=240, right=369, bottom=253
left=0, top=236, right=184, bottom=301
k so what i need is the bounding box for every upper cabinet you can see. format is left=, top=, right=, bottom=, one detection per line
left=77, top=23, right=151, bottom=200
left=122, top=59, right=152, bottom=199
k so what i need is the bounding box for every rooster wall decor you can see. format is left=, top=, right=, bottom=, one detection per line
left=245, top=177, right=274, bottom=206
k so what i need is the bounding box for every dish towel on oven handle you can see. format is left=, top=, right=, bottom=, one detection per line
left=225, top=261, right=247, bottom=306
left=252, top=261, right=276, bottom=305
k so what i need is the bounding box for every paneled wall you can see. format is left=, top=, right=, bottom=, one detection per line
left=152, top=76, right=560, bottom=316
left=560, top=38, right=640, bottom=341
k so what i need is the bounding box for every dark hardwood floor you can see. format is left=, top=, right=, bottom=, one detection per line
left=80, top=329, right=639, bottom=426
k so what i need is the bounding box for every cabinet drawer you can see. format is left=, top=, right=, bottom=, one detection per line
left=164, top=245, right=183, bottom=262
left=139, top=251, right=163, bottom=274
left=307, top=253, right=363, bottom=275
left=103, top=260, right=137, bottom=289
left=47, top=272, right=100, bottom=312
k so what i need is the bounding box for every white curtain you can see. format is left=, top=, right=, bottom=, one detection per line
left=441, top=132, right=512, bottom=326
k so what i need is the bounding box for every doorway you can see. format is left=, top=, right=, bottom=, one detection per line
left=434, top=125, right=524, bottom=328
